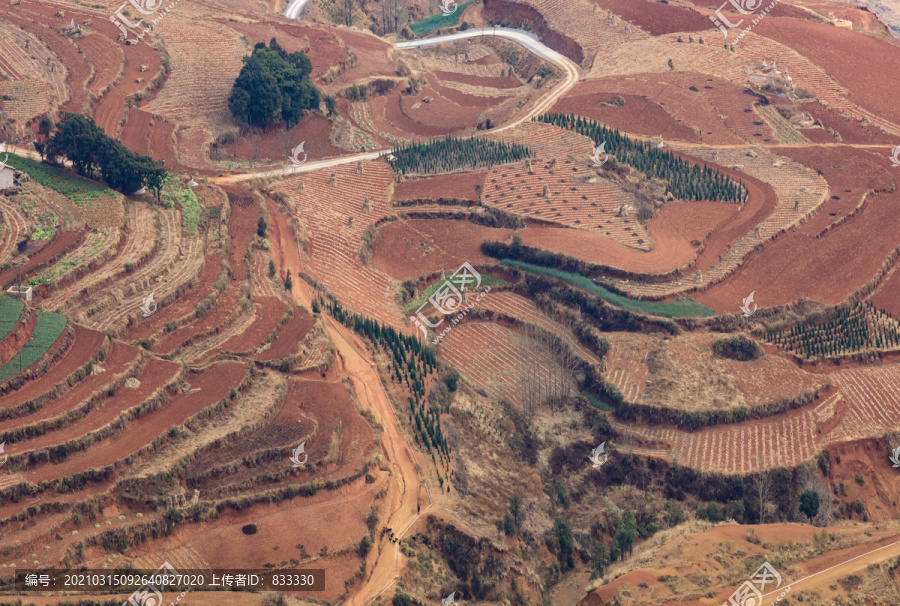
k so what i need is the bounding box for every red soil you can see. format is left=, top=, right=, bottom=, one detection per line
left=229, top=114, right=341, bottom=162
left=592, top=0, right=715, bottom=34
left=253, top=308, right=316, bottom=362
left=782, top=145, right=882, bottom=237
left=554, top=92, right=701, bottom=143
left=126, top=254, right=220, bottom=342
left=333, top=28, right=396, bottom=83
left=372, top=219, right=512, bottom=280
left=0, top=231, right=83, bottom=287
left=15, top=357, right=179, bottom=454
left=752, top=18, right=900, bottom=127
left=393, top=171, right=486, bottom=201
left=870, top=268, right=900, bottom=318
left=213, top=20, right=346, bottom=82
left=119, top=107, right=154, bottom=157
left=215, top=297, right=288, bottom=355
left=225, top=187, right=260, bottom=281
left=695, top=147, right=899, bottom=311
left=147, top=120, right=186, bottom=170
left=384, top=88, right=466, bottom=137
left=433, top=70, right=523, bottom=90
left=0, top=307, right=35, bottom=366
left=802, top=103, right=896, bottom=146
left=520, top=197, right=739, bottom=273
left=0, top=341, right=139, bottom=434
left=26, top=361, right=243, bottom=483
left=0, top=324, right=104, bottom=410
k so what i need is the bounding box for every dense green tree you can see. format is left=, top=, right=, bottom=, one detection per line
left=614, top=512, right=637, bottom=559
left=800, top=490, right=820, bottom=519
left=554, top=516, right=575, bottom=569
left=229, top=38, right=320, bottom=128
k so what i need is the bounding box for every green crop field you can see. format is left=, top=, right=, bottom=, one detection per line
left=410, top=0, right=478, bottom=36
left=5, top=153, right=114, bottom=206
left=0, top=296, right=25, bottom=341
left=404, top=273, right=505, bottom=314
left=0, top=310, right=67, bottom=383
left=501, top=260, right=717, bottom=318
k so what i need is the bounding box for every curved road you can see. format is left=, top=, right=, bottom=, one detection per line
left=211, top=27, right=581, bottom=184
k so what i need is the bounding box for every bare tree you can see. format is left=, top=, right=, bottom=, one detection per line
left=754, top=473, right=773, bottom=524
left=277, top=123, right=296, bottom=158
left=516, top=323, right=580, bottom=416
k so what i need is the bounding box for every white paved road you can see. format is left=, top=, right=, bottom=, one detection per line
left=212, top=27, right=581, bottom=183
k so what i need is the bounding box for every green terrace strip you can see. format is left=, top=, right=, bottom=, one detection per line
left=0, top=296, right=25, bottom=340
left=5, top=152, right=114, bottom=206
left=403, top=274, right=505, bottom=314
left=501, top=259, right=717, bottom=318
left=387, top=136, right=533, bottom=175
left=410, top=0, right=478, bottom=36
left=582, top=390, right=613, bottom=412
left=28, top=231, right=112, bottom=286
left=177, top=189, right=202, bottom=235
left=534, top=113, right=748, bottom=203
left=0, top=310, right=67, bottom=382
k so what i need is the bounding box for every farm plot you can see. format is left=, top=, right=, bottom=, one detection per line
left=41, top=202, right=159, bottom=312
left=0, top=197, right=28, bottom=265
left=0, top=340, right=139, bottom=438
left=481, top=158, right=648, bottom=249
left=0, top=296, right=24, bottom=342
left=392, top=171, right=486, bottom=202
left=253, top=308, right=317, bottom=363
left=213, top=297, right=288, bottom=357
left=830, top=364, right=900, bottom=443
left=269, top=163, right=402, bottom=328
left=9, top=357, right=180, bottom=460
left=0, top=311, right=66, bottom=383
left=27, top=228, right=118, bottom=289
left=186, top=375, right=374, bottom=496
left=372, top=218, right=511, bottom=281
left=0, top=325, right=104, bottom=413
left=613, top=145, right=825, bottom=299
left=438, top=321, right=576, bottom=406
left=25, top=361, right=244, bottom=485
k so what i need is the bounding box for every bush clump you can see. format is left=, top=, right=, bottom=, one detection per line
left=712, top=335, right=763, bottom=361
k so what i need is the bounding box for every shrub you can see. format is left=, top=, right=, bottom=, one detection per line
left=712, top=335, right=763, bottom=361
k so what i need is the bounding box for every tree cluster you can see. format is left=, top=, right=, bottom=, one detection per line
left=535, top=113, right=748, bottom=203
left=45, top=113, right=166, bottom=198
left=387, top=136, right=533, bottom=175
left=228, top=38, right=320, bottom=129
left=766, top=301, right=900, bottom=359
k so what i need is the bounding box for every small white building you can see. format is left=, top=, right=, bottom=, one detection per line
left=0, top=162, right=14, bottom=191
left=7, top=285, right=33, bottom=301
left=832, top=18, right=853, bottom=29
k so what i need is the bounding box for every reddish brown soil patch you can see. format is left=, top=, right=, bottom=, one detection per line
left=147, top=120, right=186, bottom=170
left=26, top=361, right=242, bottom=483
left=216, top=297, right=287, bottom=355
left=802, top=103, right=896, bottom=146
left=520, top=197, right=739, bottom=273
left=0, top=307, right=35, bottom=366
left=15, top=357, right=178, bottom=453
left=0, top=231, right=82, bottom=287
left=384, top=88, right=469, bottom=137
left=0, top=325, right=105, bottom=411
left=781, top=145, right=882, bottom=237
left=870, top=268, right=900, bottom=318
left=433, top=70, right=523, bottom=90
left=126, top=254, right=221, bottom=342
left=554, top=92, right=701, bottom=142
left=696, top=147, right=898, bottom=311
left=333, top=28, right=397, bottom=83
left=592, top=0, right=714, bottom=34
left=372, top=219, right=512, bottom=280
left=119, top=108, right=154, bottom=156
left=393, top=171, right=487, bottom=201
left=254, top=308, right=316, bottom=362
left=0, top=341, right=138, bottom=434
left=225, top=187, right=260, bottom=281
left=228, top=115, right=341, bottom=162
left=753, top=18, right=900, bottom=127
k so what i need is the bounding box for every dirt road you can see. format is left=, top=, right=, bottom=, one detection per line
left=268, top=206, right=429, bottom=605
